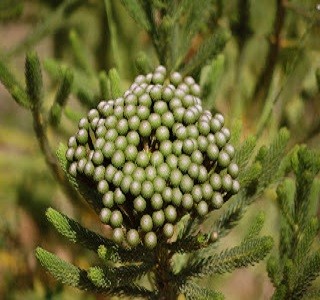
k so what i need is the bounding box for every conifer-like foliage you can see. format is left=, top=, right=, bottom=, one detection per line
left=268, top=146, right=320, bottom=300
left=0, top=0, right=319, bottom=299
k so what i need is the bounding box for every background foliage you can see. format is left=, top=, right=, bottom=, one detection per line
left=0, top=0, right=319, bottom=299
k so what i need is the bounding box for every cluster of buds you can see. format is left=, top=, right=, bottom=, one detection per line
left=66, top=66, right=239, bottom=249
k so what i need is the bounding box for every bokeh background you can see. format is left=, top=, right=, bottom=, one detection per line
left=0, top=0, right=319, bottom=299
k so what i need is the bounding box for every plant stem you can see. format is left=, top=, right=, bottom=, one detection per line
left=154, top=246, right=177, bottom=300
left=31, top=107, right=85, bottom=210
left=251, top=0, right=286, bottom=105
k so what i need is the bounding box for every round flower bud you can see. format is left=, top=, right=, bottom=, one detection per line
left=114, top=188, right=126, bottom=205
left=150, top=85, right=162, bottom=100
left=137, top=105, right=150, bottom=120
left=170, top=98, right=182, bottom=110
left=95, top=138, right=105, bottom=150
left=161, top=111, right=175, bottom=128
left=211, top=192, right=224, bottom=209
left=84, top=161, right=95, bottom=177
left=178, top=155, right=191, bottom=172
left=222, top=174, right=233, bottom=191
left=197, top=136, right=209, bottom=152
left=191, top=150, right=204, bottom=165
left=130, top=181, right=142, bottom=197
left=221, top=127, right=231, bottom=141
left=133, top=195, right=147, bottom=212
left=66, top=148, right=75, bottom=162
left=103, top=191, right=114, bottom=208
left=172, top=188, right=183, bottom=206
left=182, top=139, right=195, bottom=155
left=100, top=208, right=112, bottom=223
left=112, top=170, right=124, bottom=186
left=180, top=175, right=194, bottom=193
left=170, top=169, right=183, bottom=187
left=156, top=126, right=170, bottom=141
left=154, top=101, right=168, bottom=115
left=162, top=87, right=174, bottom=102
left=155, top=65, right=166, bottom=75
left=231, top=180, right=240, bottom=194
left=218, top=151, right=231, bottom=168
left=228, top=163, right=239, bottom=178
left=153, top=176, right=166, bottom=193
left=139, top=93, right=152, bottom=107
left=163, top=223, right=174, bottom=238
left=149, top=113, right=162, bottom=129
left=207, top=144, right=219, bottom=160
left=190, top=84, right=201, bottom=96
left=102, top=142, right=115, bottom=159
left=96, top=125, right=107, bottom=138
left=152, top=210, right=165, bottom=227
left=127, top=229, right=140, bottom=247
left=187, top=125, right=199, bottom=138
left=132, top=167, right=146, bottom=182
left=122, top=161, right=135, bottom=175
left=88, top=109, right=99, bottom=122
left=224, top=144, right=235, bottom=159
left=141, top=181, right=154, bottom=199
left=215, top=132, right=227, bottom=148
left=139, top=120, right=152, bottom=137
left=191, top=185, right=203, bottom=203
left=128, top=115, right=140, bottom=130
left=210, top=173, right=222, bottom=190
left=105, top=165, right=117, bottom=182
left=144, top=231, right=157, bottom=249
left=197, top=200, right=209, bottom=216
left=198, top=166, right=208, bottom=183
left=126, top=131, right=140, bottom=146
left=94, top=166, right=106, bottom=182
left=146, top=166, right=158, bottom=181
left=136, top=151, right=150, bottom=168
left=68, top=136, right=77, bottom=148
left=77, top=158, right=87, bottom=173
left=157, top=163, right=171, bottom=179
left=210, top=118, right=222, bottom=133
left=76, top=129, right=88, bottom=144
left=120, top=175, right=133, bottom=193
left=112, top=150, right=125, bottom=168
left=162, top=187, right=173, bottom=203
left=152, top=72, right=165, bottom=85
left=125, top=145, right=138, bottom=161
left=140, top=214, right=153, bottom=232
left=110, top=210, right=123, bottom=228
left=165, top=205, right=177, bottom=223
left=92, top=150, right=104, bottom=165
left=182, top=194, right=194, bottom=210
left=166, top=154, right=178, bottom=169
left=170, top=72, right=182, bottom=86
left=124, top=104, right=137, bottom=119
left=115, top=136, right=128, bottom=151
left=79, top=117, right=90, bottom=129
left=150, top=151, right=164, bottom=166
left=202, top=183, right=213, bottom=201
left=151, top=193, right=163, bottom=210
left=188, top=163, right=200, bottom=179
left=172, top=140, right=184, bottom=156
left=105, top=128, right=118, bottom=141
left=125, top=94, right=138, bottom=105
left=105, top=115, right=118, bottom=129
left=117, top=119, right=129, bottom=135
left=113, top=228, right=125, bottom=244
left=159, top=140, right=173, bottom=156
left=68, top=162, right=77, bottom=177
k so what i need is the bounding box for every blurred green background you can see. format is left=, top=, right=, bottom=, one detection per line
left=0, top=0, right=319, bottom=299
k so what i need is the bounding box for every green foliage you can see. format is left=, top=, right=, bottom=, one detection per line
left=0, top=60, right=30, bottom=108
left=1, top=1, right=320, bottom=299
left=49, top=67, right=74, bottom=126
left=268, top=147, right=320, bottom=300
